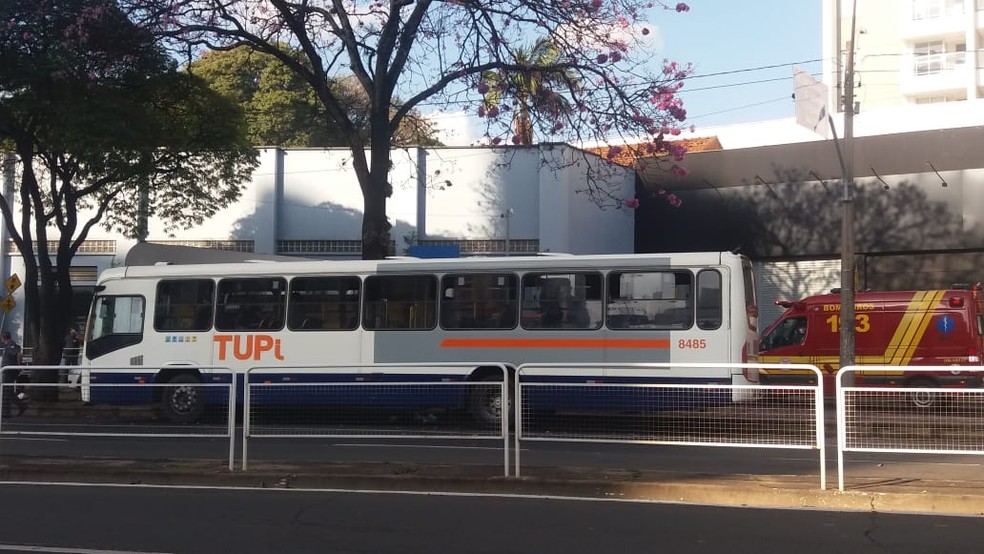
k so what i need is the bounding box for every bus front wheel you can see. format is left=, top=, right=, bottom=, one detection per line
left=162, top=373, right=205, bottom=423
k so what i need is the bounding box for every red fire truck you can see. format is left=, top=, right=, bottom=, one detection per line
left=758, top=287, right=984, bottom=405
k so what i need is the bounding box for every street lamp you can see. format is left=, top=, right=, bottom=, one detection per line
left=500, top=208, right=514, bottom=256
left=838, top=0, right=859, bottom=369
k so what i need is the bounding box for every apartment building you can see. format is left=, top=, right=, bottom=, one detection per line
left=823, top=0, right=984, bottom=112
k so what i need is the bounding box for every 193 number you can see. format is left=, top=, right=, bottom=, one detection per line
left=825, top=314, right=871, bottom=333
left=679, top=339, right=707, bottom=349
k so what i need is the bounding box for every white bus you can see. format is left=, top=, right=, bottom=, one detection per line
left=80, top=251, right=759, bottom=423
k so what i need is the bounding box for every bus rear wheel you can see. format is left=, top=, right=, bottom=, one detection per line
left=162, top=373, right=205, bottom=423
left=470, top=375, right=505, bottom=428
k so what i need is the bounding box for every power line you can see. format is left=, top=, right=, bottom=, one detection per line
left=687, top=58, right=825, bottom=80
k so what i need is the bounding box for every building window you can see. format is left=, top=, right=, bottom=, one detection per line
left=912, top=0, right=965, bottom=19
left=914, top=40, right=945, bottom=75
left=277, top=240, right=396, bottom=257
left=150, top=240, right=253, bottom=252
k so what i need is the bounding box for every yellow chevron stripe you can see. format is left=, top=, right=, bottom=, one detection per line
left=897, top=289, right=945, bottom=366
left=884, top=291, right=930, bottom=365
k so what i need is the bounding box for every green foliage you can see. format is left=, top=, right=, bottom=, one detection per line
left=0, top=0, right=257, bottom=363
left=482, top=39, right=578, bottom=144
left=190, top=46, right=441, bottom=147
left=190, top=45, right=332, bottom=147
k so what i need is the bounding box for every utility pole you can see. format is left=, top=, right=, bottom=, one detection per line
left=839, top=0, right=859, bottom=369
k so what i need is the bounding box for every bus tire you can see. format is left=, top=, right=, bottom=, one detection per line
left=469, top=374, right=505, bottom=428
left=906, top=377, right=940, bottom=409
left=162, top=373, right=205, bottom=423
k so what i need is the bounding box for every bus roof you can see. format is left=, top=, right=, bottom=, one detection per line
left=98, top=251, right=743, bottom=283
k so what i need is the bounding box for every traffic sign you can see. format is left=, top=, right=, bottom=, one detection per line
left=5, top=274, right=20, bottom=293
left=0, top=294, right=15, bottom=314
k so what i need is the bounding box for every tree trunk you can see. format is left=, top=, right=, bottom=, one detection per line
left=360, top=114, right=394, bottom=260
left=361, top=182, right=390, bottom=260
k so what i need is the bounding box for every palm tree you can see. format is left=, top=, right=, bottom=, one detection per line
left=481, top=39, right=578, bottom=144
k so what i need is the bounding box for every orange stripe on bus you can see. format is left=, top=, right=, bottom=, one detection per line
left=439, top=338, right=671, bottom=349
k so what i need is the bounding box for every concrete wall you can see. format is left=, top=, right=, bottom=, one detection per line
left=0, top=144, right=636, bottom=340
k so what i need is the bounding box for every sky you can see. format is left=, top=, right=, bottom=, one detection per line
left=429, top=1, right=823, bottom=145
left=661, top=1, right=822, bottom=129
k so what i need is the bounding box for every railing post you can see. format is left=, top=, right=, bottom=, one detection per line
left=501, top=363, right=509, bottom=478
left=228, top=369, right=236, bottom=472
left=815, top=365, right=826, bottom=490
left=242, top=368, right=251, bottom=472
left=837, top=366, right=848, bottom=492
left=514, top=365, right=523, bottom=478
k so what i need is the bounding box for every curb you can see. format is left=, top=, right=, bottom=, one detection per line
left=2, top=457, right=984, bottom=516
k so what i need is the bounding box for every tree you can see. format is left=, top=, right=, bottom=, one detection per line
left=124, top=0, right=693, bottom=260
left=190, top=45, right=441, bottom=147
left=0, top=0, right=258, bottom=372
left=480, top=38, right=578, bottom=145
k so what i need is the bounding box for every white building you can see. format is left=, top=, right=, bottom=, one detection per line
left=0, top=145, right=637, bottom=339
left=823, top=0, right=984, bottom=110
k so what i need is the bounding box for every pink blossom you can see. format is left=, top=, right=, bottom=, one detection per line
left=512, top=134, right=523, bottom=144
left=641, top=27, right=650, bottom=35
left=675, top=3, right=690, bottom=12
left=477, top=83, right=489, bottom=94
left=477, top=106, right=486, bottom=117
left=624, top=198, right=641, bottom=209
left=589, top=0, right=603, bottom=10
left=610, top=51, right=622, bottom=62
left=492, top=137, right=502, bottom=145
left=670, top=165, right=689, bottom=177
left=596, top=53, right=609, bottom=64
left=487, top=105, right=500, bottom=118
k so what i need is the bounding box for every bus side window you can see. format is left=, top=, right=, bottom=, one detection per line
left=363, top=275, right=437, bottom=330
left=216, top=277, right=287, bottom=332
left=154, top=279, right=214, bottom=332
left=521, top=273, right=602, bottom=330
left=288, top=276, right=361, bottom=331
left=696, top=270, right=722, bottom=330
left=607, top=271, right=694, bottom=330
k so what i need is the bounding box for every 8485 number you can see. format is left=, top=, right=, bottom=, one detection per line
left=678, top=339, right=707, bottom=349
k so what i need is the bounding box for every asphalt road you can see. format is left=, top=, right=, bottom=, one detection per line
left=4, top=420, right=984, bottom=487
left=0, top=483, right=981, bottom=554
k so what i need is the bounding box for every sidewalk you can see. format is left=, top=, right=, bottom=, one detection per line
left=2, top=454, right=983, bottom=516
left=4, top=395, right=984, bottom=516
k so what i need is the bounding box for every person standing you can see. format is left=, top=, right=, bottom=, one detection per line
left=64, top=327, right=81, bottom=366
left=1, top=330, right=24, bottom=417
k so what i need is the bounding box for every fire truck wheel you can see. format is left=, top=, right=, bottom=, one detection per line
left=906, top=377, right=939, bottom=409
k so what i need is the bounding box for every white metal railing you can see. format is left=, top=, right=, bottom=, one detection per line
left=0, top=365, right=237, bottom=470
left=514, top=363, right=826, bottom=489
left=836, top=365, right=984, bottom=491
left=242, top=363, right=510, bottom=476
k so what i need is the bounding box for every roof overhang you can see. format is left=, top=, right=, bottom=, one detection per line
left=636, top=125, right=984, bottom=190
